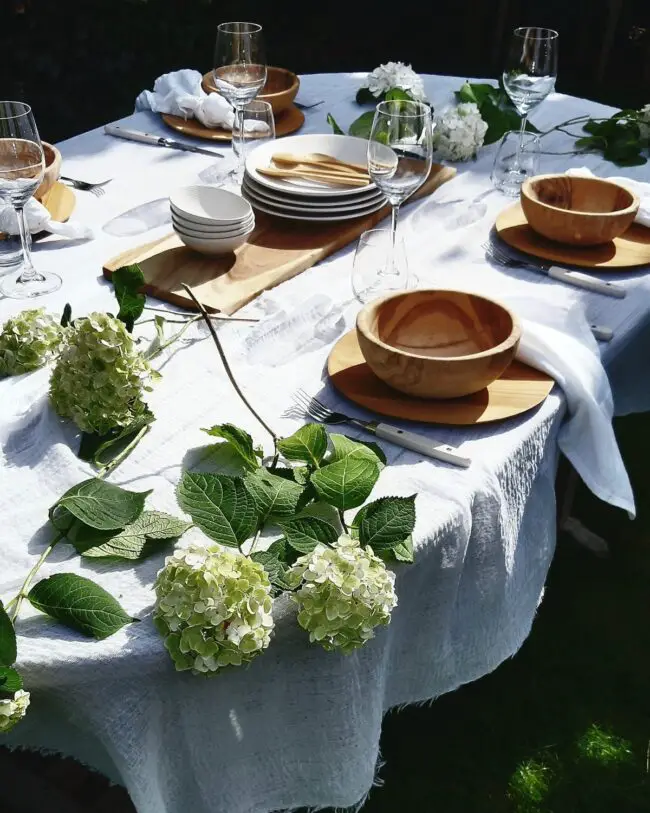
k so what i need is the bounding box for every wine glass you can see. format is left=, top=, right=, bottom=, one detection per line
left=0, top=102, right=61, bottom=298
left=231, top=100, right=275, bottom=185
left=367, top=100, right=432, bottom=283
left=352, top=229, right=411, bottom=303
left=502, top=27, right=558, bottom=187
left=213, top=22, right=267, bottom=178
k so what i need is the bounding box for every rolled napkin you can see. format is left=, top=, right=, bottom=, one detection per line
left=0, top=197, right=93, bottom=239
left=566, top=166, right=650, bottom=227
left=135, top=69, right=235, bottom=129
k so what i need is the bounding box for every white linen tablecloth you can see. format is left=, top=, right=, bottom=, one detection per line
left=2, top=73, right=650, bottom=813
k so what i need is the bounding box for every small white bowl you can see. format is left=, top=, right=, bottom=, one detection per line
left=171, top=209, right=254, bottom=236
left=174, top=223, right=254, bottom=255
left=169, top=186, right=253, bottom=227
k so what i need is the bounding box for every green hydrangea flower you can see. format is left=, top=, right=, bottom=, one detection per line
left=154, top=544, right=275, bottom=675
left=49, top=312, right=153, bottom=436
left=0, top=308, right=63, bottom=376
left=0, top=690, right=30, bottom=733
left=288, top=534, right=397, bottom=654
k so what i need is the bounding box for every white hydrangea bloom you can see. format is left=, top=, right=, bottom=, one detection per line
left=433, top=102, right=489, bottom=162
left=154, top=544, right=274, bottom=675
left=364, top=61, right=426, bottom=102
left=49, top=312, right=153, bottom=436
left=0, top=690, right=30, bottom=733
left=288, top=534, right=397, bottom=654
left=0, top=308, right=64, bottom=376
left=637, top=103, right=650, bottom=142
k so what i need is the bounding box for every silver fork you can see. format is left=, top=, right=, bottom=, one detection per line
left=60, top=175, right=112, bottom=197
left=290, top=389, right=471, bottom=468
left=483, top=240, right=625, bottom=300
left=294, top=100, right=325, bottom=110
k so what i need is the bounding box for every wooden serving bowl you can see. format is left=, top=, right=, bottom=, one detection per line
left=521, top=174, right=639, bottom=246
left=35, top=142, right=62, bottom=201
left=356, top=289, right=521, bottom=399
left=201, top=67, right=300, bottom=116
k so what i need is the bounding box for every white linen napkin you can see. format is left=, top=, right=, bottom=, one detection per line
left=566, top=166, right=650, bottom=227
left=0, top=197, right=93, bottom=239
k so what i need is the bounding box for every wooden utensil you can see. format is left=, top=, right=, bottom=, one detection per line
left=328, top=330, right=554, bottom=425
left=271, top=156, right=370, bottom=180
left=103, top=163, right=456, bottom=314
left=272, top=152, right=369, bottom=175
left=257, top=166, right=369, bottom=187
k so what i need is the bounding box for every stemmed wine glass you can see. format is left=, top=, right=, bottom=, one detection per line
left=367, top=100, right=433, bottom=291
left=0, top=102, right=61, bottom=298
left=213, top=22, right=267, bottom=182
left=502, top=27, right=558, bottom=186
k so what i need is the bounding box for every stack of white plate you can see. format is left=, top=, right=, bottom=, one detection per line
left=242, top=134, right=386, bottom=222
left=169, top=186, right=255, bottom=255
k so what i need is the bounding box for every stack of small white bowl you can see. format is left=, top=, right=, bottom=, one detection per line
left=169, top=186, right=255, bottom=255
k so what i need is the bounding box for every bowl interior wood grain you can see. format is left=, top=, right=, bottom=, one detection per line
left=202, top=67, right=299, bottom=115
left=35, top=142, right=62, bottom=200
left=526, top=175, right=635, bottom=214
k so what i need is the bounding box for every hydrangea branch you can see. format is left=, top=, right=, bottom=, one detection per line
left=7, top=529, right=67, bottom=622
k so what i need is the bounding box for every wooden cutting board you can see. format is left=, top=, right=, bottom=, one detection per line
left=103, top=163, right=456, bottom=315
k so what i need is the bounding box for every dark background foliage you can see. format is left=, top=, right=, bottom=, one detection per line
left=2, top=0, right=650, bottom=142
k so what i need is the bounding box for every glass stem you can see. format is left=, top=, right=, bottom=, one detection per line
left=513, top=114, right=528, bottom=172
left=15, top=205, right=39, bottom=282
left=234, top=105, right=245, bottom=179
left=385, top=203, right=400, bottom=276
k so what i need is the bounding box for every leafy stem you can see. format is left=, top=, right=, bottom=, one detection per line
left=338, top=509, right=348, bottom=533
left=9, top=529, right=67, bottom=622
left=95, top=424, right=151, bottom=479
left=145, top=315, right=200, bottom=361
left=181, top=283, right=278, bottom=449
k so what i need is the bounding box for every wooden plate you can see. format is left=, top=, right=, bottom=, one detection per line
left=327, top=330, right=554, bottom=425
left=0, top=182, right=75, bottom=241
left=495, top=201, right=650, bottom=269
left=161, top=105, right=305, bottom=142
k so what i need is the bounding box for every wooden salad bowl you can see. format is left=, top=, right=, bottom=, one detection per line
left=356, top=289, right=521, bottom=399
left=201, top=67, right=300, bottom=116
left=521, top=174, right=639, bottom=246
left=35, top=142, right=62, bottom=201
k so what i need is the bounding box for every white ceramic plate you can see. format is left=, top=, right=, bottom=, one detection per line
left=169, top=186, right=252, bottom=226
left=245, top=134, right=375, bottom=197
left=242, top=173, right=384, bottom=209
left=242, top=187, right=386, bottom=222
left=241, top=179, right=385, bottom=215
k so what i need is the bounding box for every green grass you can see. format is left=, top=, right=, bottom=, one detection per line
left=348, top=413, right=650, bottom=813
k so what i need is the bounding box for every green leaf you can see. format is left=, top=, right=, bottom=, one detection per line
left=266, top=537, right=299, bottom=566
left=456, top=81, right=499, bottom=106
left=243, top=469, right=305, bottom=524
left=202, top=424, right=261, bottom=472
left=177, top=472, right=257, bottom=547
left=392, top=535, right=414, bottom=563
left=277, top=423, right=328, bottom=467
left=250, top=550, right=285, bottom=581
left=28, top=574, right=136, bottom=640
left=281, top=515, right=339, bottom=553
left=352, top=495, right=416, bottom=552
left=311, top=455, right=380, bottom=510
left=0, top=603, right=16, bottom=667
left=112, top=264, right=146, bottom=332
left=348, top=111, right=376, bottom=140
left=0, top=667, right=23, bottom=696
left=355, top=86, right=377, bottom=105
left=328, top=434, right=386, bottom=468
left=479, top=102, right=522, bottom=145
left=326, top=112, right=345, bottom=135
left=53, top=478, right=151, bottom=531
left=60, top=303, right=72, bottom=328
left=71, top=511, right=191, bottom=560
left=385, top=87, right=414, bottom=102
left=78, top=409, right=155, bottom=468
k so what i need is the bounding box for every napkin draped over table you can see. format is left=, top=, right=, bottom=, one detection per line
left=567, top=166, right=650, bottom=227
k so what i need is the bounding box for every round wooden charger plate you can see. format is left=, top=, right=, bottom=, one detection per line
left=495, top=201, right=650, bottom=269
left=161, top=105, right=305, bottom=142
left=0, top=182, right=75, bottom=241
left=327, top=330, right=555, bottom=426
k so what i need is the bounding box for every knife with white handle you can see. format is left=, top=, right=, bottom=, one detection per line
left=104, top=123, right=225, bottom=158
left=546, top=265, right=626, bottom=299
left=373, top=423, right=471, bottom=468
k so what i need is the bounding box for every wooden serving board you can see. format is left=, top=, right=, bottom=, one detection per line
left=162, top=105, right=305, bottom=142
left=496, top=201, right=650, bottom=269
left=328, top=330, right=554, bottom=425
left=103, top=164, right=456, bottom=315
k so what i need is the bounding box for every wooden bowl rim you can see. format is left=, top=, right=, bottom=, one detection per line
left=521, top=173, right=640, bottom=218
left=356, top=289, right=522, bottom=363
left=261, top=66, right=300, bottom=99
left=41, top=141, right=61, bottom=167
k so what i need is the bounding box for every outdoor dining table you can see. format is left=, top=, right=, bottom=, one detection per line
left=2, top=72, right=649, bottom=813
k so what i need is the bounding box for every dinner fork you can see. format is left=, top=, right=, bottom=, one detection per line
left=294, top=100, right=325, bottom=110
left=483, top=240, right=626, bottom=299
left=60, top=175, right=112, bottom=197
left=291, top=389, right=471, bottom=468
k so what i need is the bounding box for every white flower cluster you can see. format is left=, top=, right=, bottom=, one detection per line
left=363, top=61, right=426, bottom=102
left=0, top=690, right=30, bottom=733
left=0, top=308, right=64, bottom=376
left=288, top=535, right=397, bottom=654
left=49, top=312, right=153, bottom=436
left=637, top=103, right=650, bottom=142
left=154, top=544, right=274, bottom=674
left=433, top=102, right=488, bottom=162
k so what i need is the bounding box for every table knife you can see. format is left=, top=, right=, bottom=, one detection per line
left=104, top=124, right=224, bottom=158
left=543, top=265, right=626, bottom=298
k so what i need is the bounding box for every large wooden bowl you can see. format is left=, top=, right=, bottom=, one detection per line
left=201, top=67, right=300, bottom=116
left=35, top=142, right=62, bottom=201
left=521, top=174, right=639, bottom=246
left=356, top=290, right=521, bottom=399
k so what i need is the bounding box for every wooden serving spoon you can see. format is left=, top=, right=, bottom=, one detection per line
left=272, top=152, right=369, bottom=175
left=257, top=166, right=369, bottom=187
